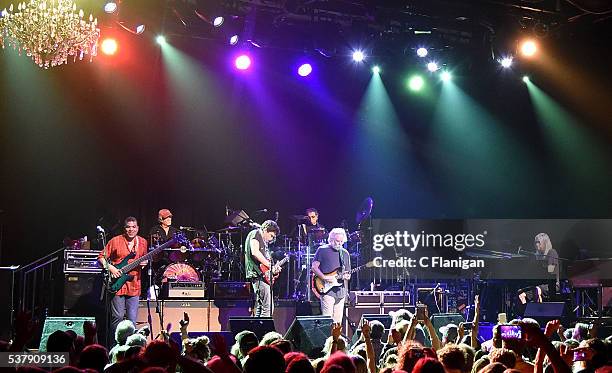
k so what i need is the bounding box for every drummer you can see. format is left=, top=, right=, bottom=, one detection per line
left=302, top=208, right=327, bottom=246
left=304, top=208, right=324, bottom=231
left=149, top=208, right=179, bottom=246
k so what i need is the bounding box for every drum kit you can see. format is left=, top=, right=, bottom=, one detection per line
left=151, top=226, right=242, bottom=288
left=148, top=197, right=375, bottom=300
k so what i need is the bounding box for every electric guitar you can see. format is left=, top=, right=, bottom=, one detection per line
left=106, top=232, right=188, bottom=294
left=259, top=255, right=290, bottom=285
left=312, top=261, right=374, bottom=298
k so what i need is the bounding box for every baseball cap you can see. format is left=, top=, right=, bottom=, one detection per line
left=158, top=209, right=173, bottom=219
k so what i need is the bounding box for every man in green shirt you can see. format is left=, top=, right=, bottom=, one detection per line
left=244, top=220, right=281, bottom=317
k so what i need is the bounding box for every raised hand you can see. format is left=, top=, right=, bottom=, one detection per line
left=361, top=319, right=371, bottom=340
left=331, top=322, right=342, bottom=340
left=544, top=319, right=561, bottom=338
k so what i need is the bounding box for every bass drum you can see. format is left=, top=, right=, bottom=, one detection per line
left=160, top=262, right=200, bottom=283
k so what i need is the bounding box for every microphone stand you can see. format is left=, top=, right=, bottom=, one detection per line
left=97, top=230, right=111, bottom=347
left=146, top=237, right=157, bottom=341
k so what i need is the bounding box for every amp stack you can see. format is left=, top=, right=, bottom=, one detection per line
left=62, top=250, right=104, bottom=319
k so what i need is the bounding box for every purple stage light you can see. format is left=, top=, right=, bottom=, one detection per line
left=297, top=63, right=312, bottom=77
left=235, top=54, right=251, bottom=70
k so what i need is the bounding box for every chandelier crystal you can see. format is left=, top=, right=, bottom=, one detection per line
left=0, top=0, right=100, bottom=69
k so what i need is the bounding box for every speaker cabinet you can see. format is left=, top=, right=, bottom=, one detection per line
left=430, top=313, right=466, bottom=339
left=284, top=316, right=333, bottom=357
left=39, top=316, right=95, bottom=351
left=229, top=317, right=276, bottom=340
left=138, top=300, right=252, bottom=332
left=524, top=302, right=568, bottom=324
left=63, top=273, right=104, bottom=317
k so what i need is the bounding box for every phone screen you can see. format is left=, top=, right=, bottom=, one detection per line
left=416, top=305, right=426, bottom=321
left=573, top=351, right=587, bottom=361
left=499, top=324, right=522, bottom=340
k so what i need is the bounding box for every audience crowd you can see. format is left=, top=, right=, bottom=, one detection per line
left=2, top=296, right=610, bottom=373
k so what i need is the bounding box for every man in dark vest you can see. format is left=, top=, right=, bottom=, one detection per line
left=244, top=220, right=281, bottom=317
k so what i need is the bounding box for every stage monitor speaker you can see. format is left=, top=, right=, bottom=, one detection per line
left=274, top=300, right=297, bottom=335
left=39, top=316, right=95, bottom=352
left=430, top=313, right=465, bottom=339
left=347, top=306, right=380, bottom=338
left=63, top=273, right=104, bottom=318
left=524, top=302, right=567, bottom=324
left=229, top=317, right=275, bottom=340
left=284, top=316, right=333, bottom=358
left=213, top=300, right=252, bottom=331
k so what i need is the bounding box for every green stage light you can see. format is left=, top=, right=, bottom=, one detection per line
left=372, top=65, right=381, bottom=74
left=156, top=35, right=167, bottom=45
left=522, top=76, right=530, bottom=83
left=440, top=71, right=452, bottom=82
left=408, top=75, right=425, bottom=91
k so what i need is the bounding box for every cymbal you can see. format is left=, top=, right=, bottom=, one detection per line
left=216, top=226, right=240, bottom=233
left=356, top=197, right=374, bottom=224
left=308, top=227, right=326, bottom=233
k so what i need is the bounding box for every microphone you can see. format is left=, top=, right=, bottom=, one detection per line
left=179, top=226, right=196, bottom=231
left=254, top=209, right=268, bottom=213
left=96, top=225, right=105, bottom=233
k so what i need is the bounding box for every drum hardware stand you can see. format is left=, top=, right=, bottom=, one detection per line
left=145, top=252, right=164, bottom=341
left=573, top=286, right=600, bottom=318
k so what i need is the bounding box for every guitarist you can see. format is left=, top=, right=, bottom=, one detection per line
left=244, top=220, right=281, bottom=317
left=98, top=217, right=148, bottom=335
left=311, top=228, right=351, bottom=323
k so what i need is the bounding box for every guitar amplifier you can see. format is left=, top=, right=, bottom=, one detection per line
left=64, top=250, right=102, bottom=273
left=168, top=282, right=205, bottom=298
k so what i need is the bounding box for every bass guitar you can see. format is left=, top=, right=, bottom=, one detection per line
left=312, top=261, right=374, bottom=298
left=259, top=255, right=290, bottom=285
left=106, top=232, right=188, bottom=294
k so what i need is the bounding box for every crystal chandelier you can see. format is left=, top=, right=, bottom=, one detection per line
left=0, top=0, right=100, bottom=69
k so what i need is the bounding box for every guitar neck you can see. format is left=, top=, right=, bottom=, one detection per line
left=121, top=238, right=177, bottom=273
left=334, top=263, right=367, bottom=278
left=277, top=256, right=289, bottom=267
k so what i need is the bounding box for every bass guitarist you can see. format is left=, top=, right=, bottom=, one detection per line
left=311, top=228, right=351, bottom=323
left=244, top=220, right=281, bottom=317
left=98, top=216, right=148, bottom=335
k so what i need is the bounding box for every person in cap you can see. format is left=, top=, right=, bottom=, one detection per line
left=149, top=209, right=179, bottom=246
